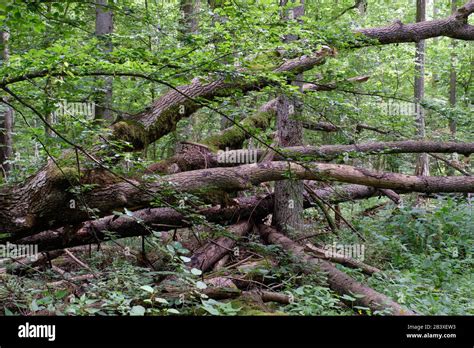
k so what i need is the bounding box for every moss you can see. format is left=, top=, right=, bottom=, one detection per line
left=229, top=299, right=287, bottom=315
left=204, top=110, right=275, bottom=150
left=48, top=165, right=80, bottom=184
left=112, top=120, right=149, bottom=150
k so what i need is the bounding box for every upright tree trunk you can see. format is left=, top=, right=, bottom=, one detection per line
left=431, top=0, right=439, bottom=88
left=448, top=0, right=459, bottom=174
left=0, top=31, right=13, bottom=178
left=43, top=4, right=54, bottom=137
left=180, top=0, right=200, bottom=35
left=273, top=0, right=305, bottom=234
left=357, top=0, right=367, bottom=16
left=414, top=0, right=429, bottom=176
left=94, top=0, right=114, bottom=122
left=180, top=0, right=201, bottom=141
left=449, top=0, right=458, bottom=140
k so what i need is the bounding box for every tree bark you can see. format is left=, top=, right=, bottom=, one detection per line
left=149, top=140, right=474, bottom=175
left=356, top=0, right=474, bottom=44
left=0, top=31, right=13, bottom=177
left=273, top=95, right=305, bottom=234
left=448, top=0, right=460, bottom=175
left=274, top=0, right=305, bottom=234
left=189, top=221, right=252, bottom=272
left=449, top=0, right=459, bottom=140
left=414, top=0, right=429, bottom=176
left=203, top=99, right=278, bottom=150
left=302, top=120, right=338, bottom=132
left=304, top=242, right=381, bottom=275
left=95, top=0, right=114, bottom=122
left=179, top=0, right=200, bottom=36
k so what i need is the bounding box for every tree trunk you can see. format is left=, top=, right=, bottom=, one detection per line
left=448, top=0, right=460, bottom=175
left=414, top=0, right=429, bottom=176
left=0, top=30, right=13, bottom=178
left=356, top=0, right=474, bottom=44
left=449, top=0, right=458, bottom=140
left=180, top=0, right=200, bottom=36
left=149, top=140, right=474, bottom=175
left=94, top=0, right=114, bottom=122
left=274, top=0, right=305, bottom=235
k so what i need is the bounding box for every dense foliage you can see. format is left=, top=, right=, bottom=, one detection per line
left=0, top=0, right=472, bottom=316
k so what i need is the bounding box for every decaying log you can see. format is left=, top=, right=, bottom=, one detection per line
left=12, top=184, right=383, bottom=251
left=189, top=221, right=252, bottom=272
left=259, top=225, right=415, bottom=315
left=147, top=140, right=474, bottom=175
left=0, top=250, right=64, bottom=275
left=160, top=284, right=290, bottom=305
left=5, top=155, right=474, bottom=242
left=304, top=243, right=381, bottom=275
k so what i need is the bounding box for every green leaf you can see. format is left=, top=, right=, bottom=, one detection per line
left=180, top=256, right=192, bottom=263
left=191, top=268, right=202, bottom=276
left=130, top=305, right=146, bottom=316
left=140, top=285, right=155, bottom=293
left=155, top=297, right=169, bottom=304
left=196, top=281, right=207, bottom=290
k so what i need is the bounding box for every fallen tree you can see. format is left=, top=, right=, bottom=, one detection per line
left=258, top=224, right=415, bottom=315
left=357, top=0, right=474, bottom=44
left=2, top=1, right=472, bottom=154
left=189, top=221, right=252, bottom=272
left=13, top=184, right=384, bottom=251
left=147, top=140, right=474, bottom=175
left=3, top=155, right=473, bottom=241
left=304, top=243, right=381, bottom=276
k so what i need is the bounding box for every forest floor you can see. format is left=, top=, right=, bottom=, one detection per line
left=1, top=195, right=472, bottom=316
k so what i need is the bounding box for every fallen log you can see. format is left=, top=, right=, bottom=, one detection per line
left=11, top=184, right=390, bottom=251
left=5, top=156, right=473, bottom=241
left=302, top=120, right=338, bottom=132
left=0, top=250, right=64, bottom=275
left=147, top=140, right=474, bottom=175
left=203, top=99, right=278, bottom=150
left=356, top=0, right=474, bottom=44
left=304, top=243, right=381, bottom=275
left=189, top=221, right=253, bottom=272
left=111, top=47, right=335, bottom=151
left=157, top=284, right=290, bottom=305
left=259, top=224, right=415, bottom=315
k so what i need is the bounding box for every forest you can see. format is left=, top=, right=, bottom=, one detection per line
left=0, top=0, right=472, bottom=318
